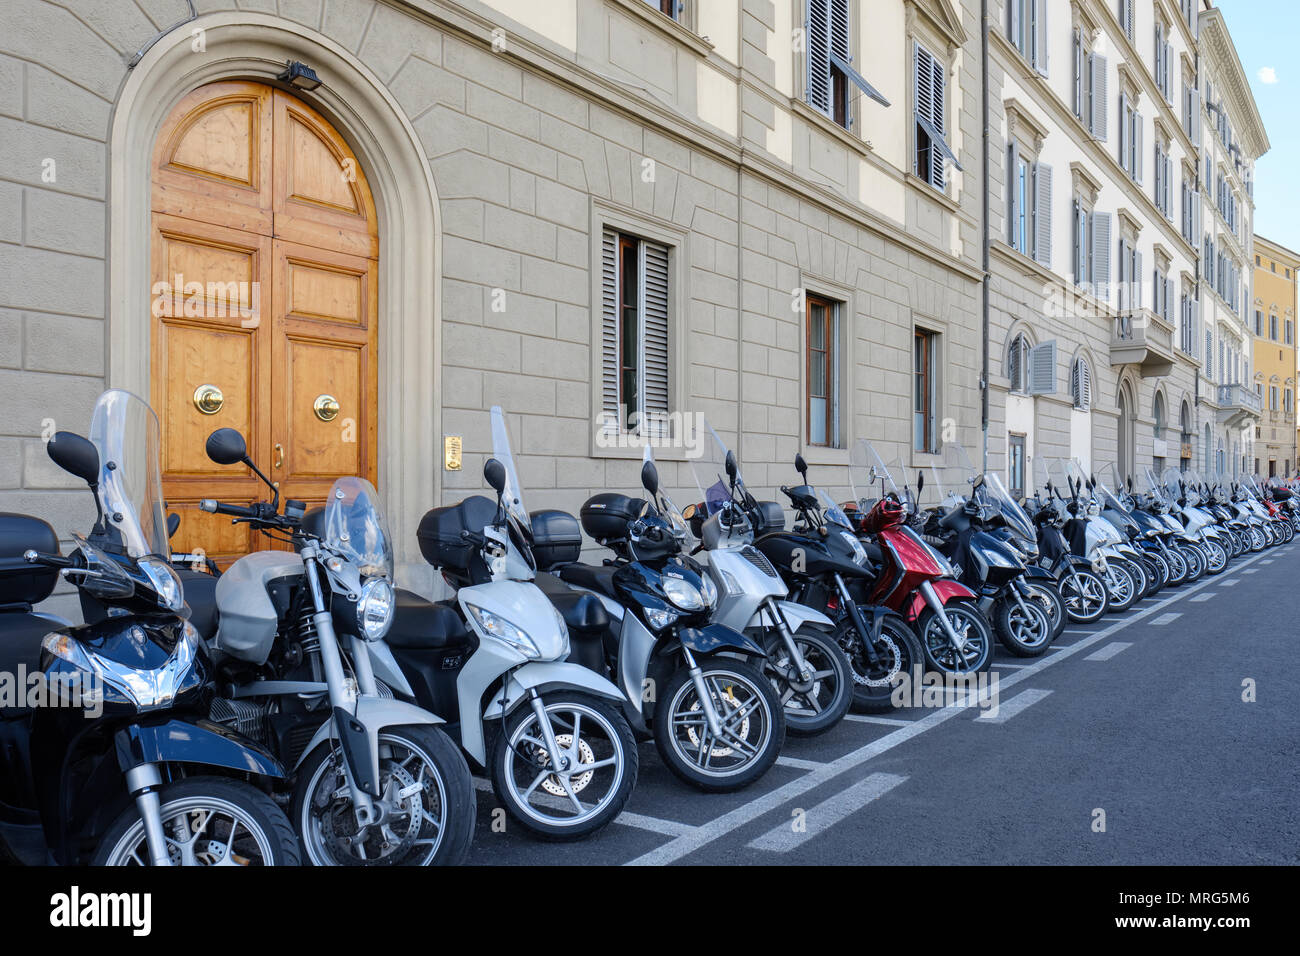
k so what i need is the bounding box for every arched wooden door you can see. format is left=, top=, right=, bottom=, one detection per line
left=150, top=81, right=379, bottom=562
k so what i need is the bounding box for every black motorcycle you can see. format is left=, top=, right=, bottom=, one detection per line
left=757, top=455, right=923, bottom=713
left=0, top=389, right=298, bottom=866
left=531, top=455, right=786, bottom=793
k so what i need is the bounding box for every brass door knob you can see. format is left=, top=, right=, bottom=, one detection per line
left=193, top=384, right=224, bottom=415
left=313, top=394, right=340, bottom=422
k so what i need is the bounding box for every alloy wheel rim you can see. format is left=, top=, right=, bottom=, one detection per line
left=669, top=669, right=772, bottom=777
left=106, top=796, right=275, bottom=866
left=503, top=701, right=625, bottom=828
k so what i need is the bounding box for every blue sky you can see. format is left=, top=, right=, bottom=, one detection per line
left=1218, top=0, right=1300, bottom=254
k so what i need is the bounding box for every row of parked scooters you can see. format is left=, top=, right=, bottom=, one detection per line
left=1, top=389, right=1294, bottom=866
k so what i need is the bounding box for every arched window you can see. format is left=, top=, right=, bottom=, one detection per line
left=1070, top=357, right=1093, bottom=410
left=1006, top=333, right=1030, bottom=393
left=1153, top=392, right=1166, bottom=439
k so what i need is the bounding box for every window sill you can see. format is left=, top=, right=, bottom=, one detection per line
left=904, top=173, right=959, bottom=213
left=605, top=0, right=714, bottom=58
left=790, top=99, right=871, bottom=156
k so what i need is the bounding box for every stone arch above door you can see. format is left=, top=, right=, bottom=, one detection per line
left=109, top=12, right=441, bottom=590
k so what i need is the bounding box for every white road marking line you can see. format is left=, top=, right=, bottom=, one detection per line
left=1190, top=592, right=1214, bottom=602
left=976, top=688, right=1052, bottom=723
left=1063, top=629, right=1096, bottom=636
left=843, top=714, right=912, bottom=727
left=1218, top=578, right=1239, bottom=585
left=1084, top=641, right=1133, bottom=661
left=471, top=776, right=696, bottom=837
left=623, top=548, right=1272, bottom=866
left=991, top=661, right=1031, bottom=669
left=1150, top=612, right=1181, bottom=625
left=747, top=773, right=908, bottom=852
left=1242, top=569, right=1259, bottom=575
left=777, top=755, right=826, bottom=771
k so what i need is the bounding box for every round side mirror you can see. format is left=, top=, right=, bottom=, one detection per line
left=206, top=428, right=249, bottom=466
left=641, top=459, right=659, bottom=496
left=47, top=432, right=100, bottom=486
left=484, top=457, right=507, bottom=495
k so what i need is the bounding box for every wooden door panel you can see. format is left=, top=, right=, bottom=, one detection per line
left=167, top=498, right=259, bottom=560
left=281, top=337, right=366, bottom=480
left=157, top=322, right=256, bottom=476
left=286, top=258, right=367, bottom=327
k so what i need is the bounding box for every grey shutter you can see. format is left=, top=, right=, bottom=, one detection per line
left=1027, top=340, right=1057, bottom=395
left=915, top=42, right=958, bottom=186
left=1008, top=335, right=1023, bottom=391
left=1118, top=93, right=1127, bottom=168
left=1007, top=142, right=1020, bottom=247
left=1192, top=88, right=1201, bottom=145
left=1154, top=24, right=1162, bottom=93
left=1091, top=55, right=1108, bottom=140
left=600, top=229, right=620, bottom=433
left=806, top=0, right=831, bottom=114
left=1125, top=0, right=1134, bottom=36
left=1092, top=211, right=1112, bottom=301
left=1135, top=248, right=1142, bottom=309
left=1034, top=0, right=1049, bottom=76
left=1034, top=161, right=1052, bottom=266
left=1133, top=112, right=1142, bottom=183
left=641, top=239, right=671, bottom=437
left=1072, top=358, right=1092, bottom=410
left=1009, top=0, right=1020, bottom=51
left=1073, top=29, right=1083, bottom=116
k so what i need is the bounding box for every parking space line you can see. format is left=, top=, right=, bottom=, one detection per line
left=1219, top=578, right=1240, bottom=585
left=1084, top=641, right=1132, bottom=661
left=747, top=773, right=908, bottom=852
left=1063, top=629, right=1096, bottom=636
left=1150, top=612, right=1181, bottom=625
left=991, top=661, right=1031, bottom=669
left=843, top=714, right=912, bottom=727
left=469, top=777, right=696, bottom=838
left=777, top=755, right=827, bottom=772
left=1242, top=569, right=1259, bottom=575
left=976, top=688, right=1052, bottom=723
left=1190, top=592, right=1214, bottom=602
left=623, top=548, right=1272, bottom=866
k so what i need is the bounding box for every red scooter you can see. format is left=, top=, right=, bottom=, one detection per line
left=842, top=443, right=994, bottom=674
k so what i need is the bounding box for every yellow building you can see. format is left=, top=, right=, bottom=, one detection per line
left=1251, top=236, right=1300, bottom=476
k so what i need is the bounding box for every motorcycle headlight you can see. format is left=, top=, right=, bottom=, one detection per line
left=644, top=606, right=679, bottom=631
left=840, top=531, right=869, bottom=566
left=138, top=555, right=184, bottom=612
left=464, top=602, right=541, bottom=659
left=662, top=575, right=704, bottom=611
left=356, top=577, right=395, bottom=641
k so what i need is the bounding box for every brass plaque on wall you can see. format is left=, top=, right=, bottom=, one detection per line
left=444, top=435, right=462, bottom=471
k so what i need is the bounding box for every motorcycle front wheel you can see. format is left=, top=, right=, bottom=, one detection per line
left=653, top=658, right=784, bottom=792
left=1103, top=560, right=1137, bottom=612
left=994, top=591, right=1053, bottom=657
left=294, top=724, right=475, bottom=866
left=835, top=613, right=925, bottom=714
left=917, top=600, right=994, bottom=674
left=491, top=691, right=637, bottom=841
left=1058, top=567, right=1108, bottom=622
left=94, top=777, right=300, bottom=866
left=1163, top=545, right=1188, bottom=585
left=1023, top=581, right=1066, bottom=639
left=1179, top=543, right=1206, bottom=582
left=760, top=623, right=853, bottom=736
left=1203, top=537, right=1229, bottom=573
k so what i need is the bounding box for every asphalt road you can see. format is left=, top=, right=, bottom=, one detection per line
left=464, top=542, right=1300, bottom=865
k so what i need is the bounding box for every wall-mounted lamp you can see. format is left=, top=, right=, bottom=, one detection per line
left=277, top=60, right=322, bottom=91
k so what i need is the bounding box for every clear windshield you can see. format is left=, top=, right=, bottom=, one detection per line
left=689, top=419, right=744, bottom=516
left=818, top=489, right=852, bottom=529
left=849, top=440, right=900, bottom=506
left=87, top=389, right=168, bottom=559
left=982, top=472, right=1036, bottom=542
left=1095, top=462, right=1130, bottom=513
left=490, top=406, right=529, bottom=533
left=930, top=442, right=978, bottom=510
left=322, top=476, right=393, bottom=577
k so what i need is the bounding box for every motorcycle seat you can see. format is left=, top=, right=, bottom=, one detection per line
left=532, top=572, right=612, bottom=631
left=0, top=611, right=56, bottom=718
left=388, top=589, right=473, bottom=650
left=177, top=568, right=219, bottom=640
left=553, top=563, right=620, bottom=601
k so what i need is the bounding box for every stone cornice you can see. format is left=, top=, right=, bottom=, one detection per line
left=1198, top=8, right=1270, bottom=158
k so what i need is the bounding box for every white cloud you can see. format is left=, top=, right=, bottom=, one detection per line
left=1258, top=66, right=1278, bottom=84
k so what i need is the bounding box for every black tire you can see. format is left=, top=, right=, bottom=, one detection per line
left=1103, top=560, right=1138, bottom=612
left=1163, top=545, right=1188, bottom=585
left=1203, top=537, right=1229, bottom=573
left=760, top=623, right=853, bottom=736
left=918, top=599, right=994, bottom=674
left=1179, top=543, right=1206, bottom=582
left=489, top=691, right=637, bottom=841
left=1142, top=554, right=1166, bottom=595
left=652, top=658, right=784, bottom=793
left=1058, top=567, right=1108, bottom=622
left=1126, top=556, right=1151, bottom=599
left=994, top=591, right=1054, bottom=657
left=1023, top=580, right=1066, bottom=640
left=93, top=776, right=300, bottom=866
left=836, top=614, right=925, bottom=714
left=293, top=724, right=474, bottom=866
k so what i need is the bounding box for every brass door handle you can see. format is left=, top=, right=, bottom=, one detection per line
left=193, top=384, right=224, bottom=415
left=314, top=394, right=340, bottom=422
left=274, top=443, right=284, bottom=469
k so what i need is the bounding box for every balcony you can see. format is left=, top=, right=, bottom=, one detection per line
left=1110, top=311, right=1175, bottom=377
left=1216, top=384, right=1262, bottom=428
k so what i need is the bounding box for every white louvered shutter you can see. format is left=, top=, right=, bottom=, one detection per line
left=1091, top=55, right=1108, bottom=140
left=806, top=0, right=831, bottom=114
left=641, top=239, right=671, bottom=438
left=600, top=228, right=620, bottom=434
left=1092, top=211, right=1112, bottom=302
left=1072, top=358, right=1092, bottom=410
left=1027, top=340, right=1057, bottom=396
left=1034, top=162, right=1052, bottom=267
left=1007, top=142, right=1020, bottom=247
left=1034, top=0, right=1049, bottom=76
left=914, top=42, right=949, bottom=189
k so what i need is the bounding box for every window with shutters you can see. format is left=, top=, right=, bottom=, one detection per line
left=1007, top=136, right=1052, bottom=266
left=1072, top=200, right=1110, bottom=301
left=805, top=292, right=843, bottom=447
left=1153, top=392, right=1166, bottom=440
left=1008, top=0, right=1049, bottom=74
left=1070, top=356, right=1093, bottom=411
left=1153, top=131, right=1172, bottom=218
left=913, top=41, right=960, bottom=191
left=1287, top=319, right=1294, bottom=346
left=804, top=0, right=888, bottom=131
left=1270, top=312, right=1279, bottom=341
left=1119, top=0, right=1134, bottom=40
left=1006, top=332, right=1031, bottom=393
left=1180, top=290, right=1194, bottom=355
left=1254, top=309, right=1263, bottom=336
left=1154, top=19, right=1172, bottom=101
left=1118, top=92, right=1142, bottom=183
left=599, top=226, right=672, bottom=439
left=1073, top=26, right=1107, bottom=140
left=913, top=328, right=938, bottom=452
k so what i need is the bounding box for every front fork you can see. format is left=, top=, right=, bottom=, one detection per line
left=834, top=574, right=880, bottom=665
left=761, top=597, right=812, bottom=681
left=526, top=689, right=571, bottom=774
left=682, top=645, right=724, bottom=737
left=125, top=762, right=171, bottom=867
left=919, top=580, right=967, bottom=651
